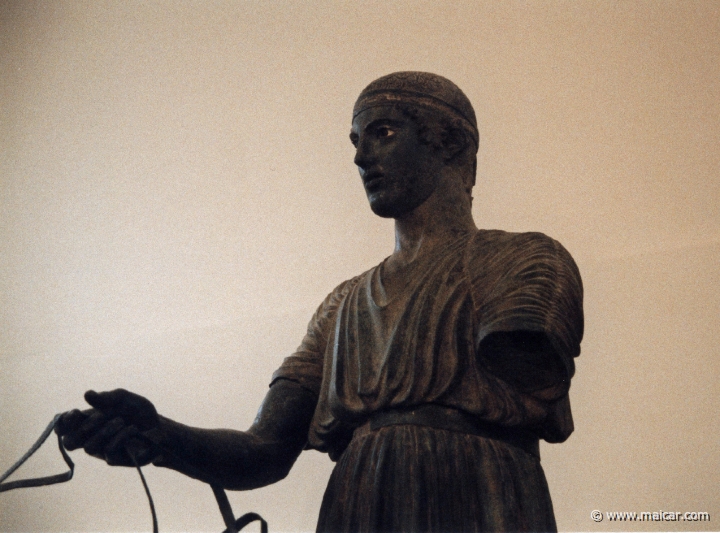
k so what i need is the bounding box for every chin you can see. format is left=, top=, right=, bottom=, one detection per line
left=368, top=197, right=412, bottom=219
left=367, top=188, right=430, bottom=219
left=369, top=202, right=397, bottom=218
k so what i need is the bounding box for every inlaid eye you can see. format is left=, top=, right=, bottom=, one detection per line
left=377, top=126, right=395, bottom=138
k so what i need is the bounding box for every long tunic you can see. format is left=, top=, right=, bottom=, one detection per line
left=272, top=229, right=584, bottom=532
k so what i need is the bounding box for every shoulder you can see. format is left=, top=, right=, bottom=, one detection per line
left=467, top=229, right=584, bottom=357
left=321, top=268, right=370, bottom=310
left=307, top=266, right=374, bottom=336
left=469, top=229, right=572, bottom=258
left=467, top=229, right=581, bottom=284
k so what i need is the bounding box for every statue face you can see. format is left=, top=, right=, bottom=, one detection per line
left=350, top=106, right=445, bottom=218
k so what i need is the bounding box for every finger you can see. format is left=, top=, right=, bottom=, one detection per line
left=83, top=417, right=125, bottom=457
left=128, top=435, right=161, bottom=466
left=131, top=445, right=160, bottom=466
left=84, top=389, right=130, bottom=415
left=105, top=426, right=143, bottom=466
left=61, top=411, right=110, bottom=450
left=55, top=409, right=92, bottom=436
left=85, top=389, right=157, bottom=430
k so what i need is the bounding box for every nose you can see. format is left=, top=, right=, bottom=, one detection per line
left=353, top=136, right=375, bottom=171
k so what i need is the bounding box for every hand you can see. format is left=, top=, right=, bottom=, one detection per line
left=55, top=389, right=161, bottom=467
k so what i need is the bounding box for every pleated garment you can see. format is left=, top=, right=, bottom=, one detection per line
left=272, top=229, right=584, bottom=532
left=317, top=424, right=556, bottom=533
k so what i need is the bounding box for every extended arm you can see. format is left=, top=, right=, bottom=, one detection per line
left=57, top=379, right=317, bottom=491
left=154, top=379, right=316, bottom=489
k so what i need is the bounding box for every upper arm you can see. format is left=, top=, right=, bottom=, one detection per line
left=270, top=277, right=356, bottom=396
left=478, top=330, right=569, bottom=401
left=468, top=231, right=584, bottom=399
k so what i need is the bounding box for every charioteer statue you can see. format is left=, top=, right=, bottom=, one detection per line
left=57, top=72, right=584, bottom=532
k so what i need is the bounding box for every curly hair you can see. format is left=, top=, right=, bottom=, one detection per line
left=394, top=103, right=477, bottom=197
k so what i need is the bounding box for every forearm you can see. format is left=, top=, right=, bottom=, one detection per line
left=152, top=379, right=317, bottom=490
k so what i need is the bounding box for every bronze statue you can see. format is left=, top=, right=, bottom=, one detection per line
left=56, top=72, right=584, bottom=532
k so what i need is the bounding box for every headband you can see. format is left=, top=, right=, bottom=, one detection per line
left=353, top=72, right=479, bottom=149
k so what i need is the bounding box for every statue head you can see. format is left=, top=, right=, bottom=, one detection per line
left=351, top=72, right=479, bottom=218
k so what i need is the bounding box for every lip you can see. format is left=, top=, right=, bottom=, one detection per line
left=362, top=171, right=385, bottom=190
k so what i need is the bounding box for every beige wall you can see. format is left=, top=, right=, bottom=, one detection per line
left=1, top=2, right=718, bottom=531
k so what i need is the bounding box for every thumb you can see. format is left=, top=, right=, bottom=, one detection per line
left=84, top=388, right=158, bottom=430
left=84, top=389, right=130, bottom=415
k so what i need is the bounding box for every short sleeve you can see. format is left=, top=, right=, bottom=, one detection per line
left=467, top=231, right=584, bottom=441
left=270, top=279, right=356, bottom=397
left=469, top=231, right=584, bottom=377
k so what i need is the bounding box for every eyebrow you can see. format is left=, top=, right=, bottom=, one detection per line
left=349, top=118, right=405, bottom=141
left=363, top=118, right=405, bottom=131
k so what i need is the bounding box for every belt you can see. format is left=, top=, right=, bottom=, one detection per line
left=356, top=404, right=540, bottom=459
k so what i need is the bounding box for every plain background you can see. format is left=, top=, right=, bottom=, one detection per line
left=1, top=1, right=718, bottom=532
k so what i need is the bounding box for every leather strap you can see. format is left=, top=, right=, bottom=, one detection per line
left=211, top=484, right=268, bottom=533
left=0, top=414, right=267, bottom=533
left=0, top=414, right=159, bottom=532
left=0, top=414, right=74, bottom=492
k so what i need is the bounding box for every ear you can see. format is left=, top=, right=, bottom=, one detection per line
left=466, top=157, right=477, bottom=193
left=441, top=127, right=468, bottom=163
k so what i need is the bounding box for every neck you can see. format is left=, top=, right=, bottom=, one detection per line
left=392, top=173, right=477, bottom=265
